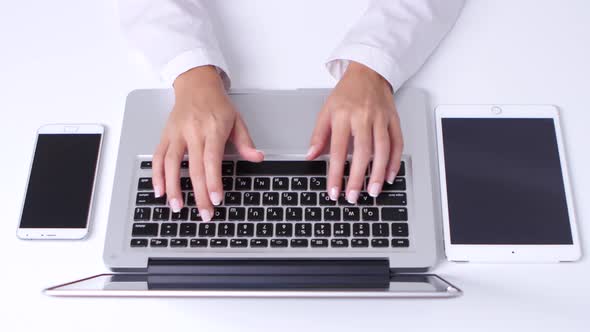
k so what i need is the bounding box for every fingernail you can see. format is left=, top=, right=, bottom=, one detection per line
left=368, top=182, right=382, bottom=197
left=306, top=146, right=316, bottom=158
left=347, top=190, right=360, bottom=204
left=256, top=150, right=265, bottom=156
left=154, top=185, right=163, bottom=198
left=169, top=198, right=181, bottom=213
left=386, top=172, right=397, bottom=184
left=210, top=192, right=222, bottom=206
left=329, top=187, right=339, bottom=201
left=201, top=209, right=212, bottom=222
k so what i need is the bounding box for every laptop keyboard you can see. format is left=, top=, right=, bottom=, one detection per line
left=130, top=159, right=410, bottom=250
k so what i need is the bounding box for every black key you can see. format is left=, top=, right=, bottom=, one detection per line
left=136, top=192, right=159, bottom=205
left=272, top=177, right=289, bottom=190
left=150, top=239, right=168, bottom=247
left=140, top=161, right=152, bottom=169
left=210, top=239, right=228, bottom=247
left=392, top=223, right=409, bottom=237
left=212, top=207, right=226, bottom=221
left=130, top=239, right=148, bottom=247
left=222, top=161, right=234, bottom=176
left=319, top=192, right=336, bottom=206
left=160, top=223, right=178, bottom=236
left=310, top=177, right=327, bottom=190
left=376, top=192, right=407, bottom=206
left=372, top=223, right=390, bottom=237
left=295, top=223, right=312, bottom=237
left=291, top=239, right=309, bottom=248
left=247, top=207, right=265, bottom=221
left=171, top=207, right=189, bottom=221
left=381, top=207, right=408, bottom=221
left=198, top=223, right=216, bottom=237
left=398, top=161, right=405, bottom=176
left=235, top=177, right=252, bottom=190
left=338, top=192, right=352, bottom=206
left=237, top=161, right=327, bottom=176
left=230, top=239, right=248, bottom=248
left=190, top=239, right=208, bottom=247
left=343, top=161, right=351, bottom=176
left=256, top=223, right=274, bottom=237
left=132, top=223, right=158, bottom=237
left=253, top=177, right=271, bottom=190
left=362, top=207, right=379, bottom=221
left=291, top=177, right=308, bottom=190
left=305, top=207, right=322, bottom=221
left=371, top=239, right=389, bottom=248
left=266, top=207, right=284, bottom=221
left=171, top=239, right=188, bottom=247
left=275, top=223, right=293, bottom=237
left=187, top=192, right=196, bottom=206
left=218, top=223, right=235, bottom=237
left=138, top=177, right=153, bottom=190
left=352, top=223, right=370, bottom=237
left=237, top=223, right=254, bottom=237
left=250, top=239, right=268, bottom=248
left=179, top=223, right=196, bottom=237
left=343, top=207, right=360, bottom=221
left=333, top=223, right=350, bottom=237
left=228, top=207, right=246, bottom=221
left=311, top=239, right=329, bottom=247
left=392, top=239, right=410, bottom=247
left=180, top=177, right=192, bottom=191
left=133, top=207, right=151, bottom=221
left=300, top=192, right=318, bottom=206
left=281, top=192, right=298, bottom=205
left=262, top=192, right=279, bottom=205
left=190, top=208, right=202, bottom=221
left=222, top=177, right=233, bottom=191
left=243, top=192, right=261, bottom=205
left=271, top=239, right=288, bottom=248
left=224, top=192, right=241, bottom=205
left=382, top=177, right=406, bottom=191
left=323, top=207, right=341, bottom=221
left=181, top=161, right=189, bottom=168
left=358, top=192, right=374, bottom=206
left=331, top=239, right=349, bottom=248
left=351, top=239, right=369, bottom=247
left=314, top=223, right=331, bottom=237
left=286, top=207, right=303, bottom=221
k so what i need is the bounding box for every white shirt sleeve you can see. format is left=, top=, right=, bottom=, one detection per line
left=119, top=0, right=230, bottom=88
left=327, top=0, right=465, bottom=92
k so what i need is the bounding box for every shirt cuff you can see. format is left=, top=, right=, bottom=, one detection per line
left=326, top=43, right=405, bottom=92
left=160, top=48, right=231, bottom=89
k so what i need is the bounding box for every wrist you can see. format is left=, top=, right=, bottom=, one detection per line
left=173, top=65, right=224, bottom=93
left=345, top=61, right=393, bottom=94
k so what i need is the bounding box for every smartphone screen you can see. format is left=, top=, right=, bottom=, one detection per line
left=20, top=133, right=102, bottom=229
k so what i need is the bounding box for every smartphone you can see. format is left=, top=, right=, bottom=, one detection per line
left=17, top=124, right=104, bottom=240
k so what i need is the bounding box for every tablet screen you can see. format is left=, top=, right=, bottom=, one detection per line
left=441, top=118, right=572, bottom=245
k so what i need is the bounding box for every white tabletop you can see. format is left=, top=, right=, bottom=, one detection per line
left=1, top=0, right=589, bottom=330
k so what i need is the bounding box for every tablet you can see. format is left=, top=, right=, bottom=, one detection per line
left=435, top=105, right=581, bottom=262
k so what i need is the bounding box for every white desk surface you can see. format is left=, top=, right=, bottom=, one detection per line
left=1, top=0, right=589, bottom=330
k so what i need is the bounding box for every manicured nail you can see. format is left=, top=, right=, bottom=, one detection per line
left=210, top=192, right=222, bottom=206
left=154, top=185, right=163, bottom=198
left=368, top=182, right=382, bottom=197
left=169, top=198, right=181, bottom=213
left=329, top=187, right=339, bottom=201
left=201, top=209, right=212, bottom=222
left=386, top=171, right=397, bottom=184
left=347, top=190, right=360, bottom=204
left=306, top=146, right=316, bottom=158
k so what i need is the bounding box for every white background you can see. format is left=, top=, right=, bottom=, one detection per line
left=1, top=0, right=589, bottom=331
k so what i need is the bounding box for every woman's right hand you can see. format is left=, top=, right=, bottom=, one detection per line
left=152, top=65, right=264, bottom=221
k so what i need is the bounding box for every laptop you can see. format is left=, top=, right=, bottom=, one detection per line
left=45, top=88, right=460, bottom=297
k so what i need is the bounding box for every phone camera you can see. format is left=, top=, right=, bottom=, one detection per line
left=491, top=106, right=502, bottom=114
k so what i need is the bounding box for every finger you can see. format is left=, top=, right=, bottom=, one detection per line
left=204, top=135, right=226, bottom=206
left=230, top=114, right=264, bottom=162
left=368, top=121, right=391, bottom=197
left=327, top=116, right=350, bottom=201
left=386, top=111, right=404, bottom=183
left=187, top=141, right=214, bottom=222
left=164, top=140, right=186, bottom=213
left=306, top=108, right=331, bottom=160
left=152, top=139, right=168, bottom=198
left=346, top=122, right=372, bottom=204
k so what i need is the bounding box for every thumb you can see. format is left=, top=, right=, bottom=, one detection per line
left=230, top=114, right=264, bottom=162
left=306, top=108, right=331, bottom=160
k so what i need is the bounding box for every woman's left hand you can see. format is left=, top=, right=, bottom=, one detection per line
left=306, top=61, right=404, bottom=203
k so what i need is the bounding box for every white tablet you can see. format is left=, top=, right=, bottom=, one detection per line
left=435, top=105, right=581, bottom=262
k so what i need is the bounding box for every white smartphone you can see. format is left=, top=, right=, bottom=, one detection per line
left=17, top=124, right=104, bottom=240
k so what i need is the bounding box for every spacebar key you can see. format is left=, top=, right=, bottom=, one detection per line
left=236, top=161, right=326, bottom=175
